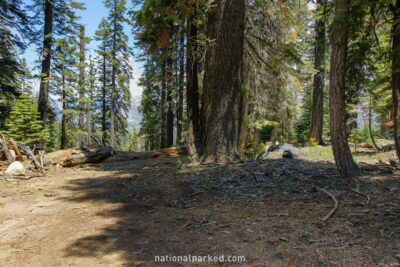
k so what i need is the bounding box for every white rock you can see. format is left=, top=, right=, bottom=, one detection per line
left=5, top=161, right=25, bottom=175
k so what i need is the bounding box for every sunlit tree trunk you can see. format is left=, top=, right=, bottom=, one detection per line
left=186, top=8, right=201, bottom=160
left=392, top=0, right=400, bottom=160
left=329, top=0, right=360, bottom=178
left=200, top=0, right=247, bottom=163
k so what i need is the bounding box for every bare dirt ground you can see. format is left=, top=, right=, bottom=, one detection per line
left=1, top=155, right=400, bottom=266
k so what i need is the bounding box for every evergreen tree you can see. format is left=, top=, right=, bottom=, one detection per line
left=94, top=18, right=112, bottom=146
left=103, top=0, right=132, bottom=149
left=6, top=92, right=48, bottom=146
left=52, top=36, right=79, bottom=149
left=124, top=128, right=140, bottom=151
left=0, top=0, right=31, bottom=128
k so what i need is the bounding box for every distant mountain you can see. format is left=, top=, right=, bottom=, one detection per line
left=128, top=95, right=142, bottom=131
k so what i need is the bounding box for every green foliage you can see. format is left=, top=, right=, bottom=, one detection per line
left=5, top=92, right=48, bottom=147
left=124, top=128, right=141, bottom=152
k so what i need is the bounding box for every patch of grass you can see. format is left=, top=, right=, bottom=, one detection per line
left=300, top=146, right=334, bottom=161
left=300, top=144, right=389, bottom=163
left=187, top=162, right=200, bottom=169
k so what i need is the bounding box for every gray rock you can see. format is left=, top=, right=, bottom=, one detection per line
left=5, top=161, right=25, bottom=176
left=258, top=143, right=309, bottom=160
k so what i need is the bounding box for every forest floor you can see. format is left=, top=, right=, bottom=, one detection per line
left=0, top=149, right=400, bottom=266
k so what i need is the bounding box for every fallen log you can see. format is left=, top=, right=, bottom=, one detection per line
left=62, top=146, right=113, bottom=167
left=104, top=146, right=187, bottom=162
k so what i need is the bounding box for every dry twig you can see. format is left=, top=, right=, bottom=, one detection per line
left=20, top=145, right=44, bottom=173
left=319, top=188, right=338, bottom=221
left=348, top=188, right=370, bottom=205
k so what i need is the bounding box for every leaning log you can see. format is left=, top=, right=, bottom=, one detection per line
left=62, top=146, right=113, bottom=167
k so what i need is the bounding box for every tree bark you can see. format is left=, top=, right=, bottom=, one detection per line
left=310, top=0, right=326, bottom=145
left=160, top=57, right=168, bottom=149
left=200, top=0, right=247, bottom=163
left=102, top=47, right=107, bottom=146
left=392, top=0, right=400, bottom=161
left=38, top=0, right=53, bottom=126
left=176, top=23, right=185, bottom=145
left=78, top=25, right=86, bottom=148
left=329, top=0, right=360, bottom=178
left=166, top=54, right=174, bottom=147
left=186, top=9, right=201, bottom=160
left=60, top=62, right=66, bottom=149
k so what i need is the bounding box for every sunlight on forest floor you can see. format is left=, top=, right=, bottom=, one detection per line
left=300, top=139, right=395, bottom=163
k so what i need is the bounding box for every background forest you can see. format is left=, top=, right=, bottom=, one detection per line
left=1, top=0, right=399, bottom=178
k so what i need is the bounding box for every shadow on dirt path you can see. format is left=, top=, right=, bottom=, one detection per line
left=60, top=157, right=400, bottom=266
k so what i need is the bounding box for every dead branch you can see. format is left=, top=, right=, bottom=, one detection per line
left=0, top=133, right=14, bottom=163
left=319, top=188, right=338, bottom=221
left=8, top=137, right=23, bottom=161
left=39, top=150, right=45, bottom=171
left=20, top=145, right=44, bottom=173
left=348, top=188, right=370, bottom=205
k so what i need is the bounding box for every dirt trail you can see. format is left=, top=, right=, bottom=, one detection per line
left=0, top=157, right=399, bottom=266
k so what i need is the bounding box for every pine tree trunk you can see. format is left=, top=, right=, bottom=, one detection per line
left=368, top=94, right=382, bottom=151
left=86, top=84, right=93, bottom=146
left=79, top=25, right=86, bottom=148
left=176, top=24, right=185, bottom=145
left=102, top=51, right=107, bottom=146
left=254, top=128, right=260, bottom=155
left=38, top=0, right=53, bottom=126
left=161, top=57, right=168, bottom=149
left=60, top=63, right=66, bottom=150
left=200, top=0, right=247, bottom=163
left=310, top=0, right=326, bottom=145
left=166, top=55, right=174, bottom=147
left=110, top=14, right=116, bottom=148
left=186, top=11, right=201, bottom=160
left=392, top=0, right=400, bottom=161
left=329, top=0, right=359, bottom=178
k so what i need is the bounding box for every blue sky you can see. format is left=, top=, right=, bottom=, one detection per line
left=24, top=0, right=143, bottom=98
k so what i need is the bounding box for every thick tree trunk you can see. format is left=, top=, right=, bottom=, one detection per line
left=392, top=0, right=400, bottom=161
left=176, top=25, right=185, bottom=145
left=200, top=0, right=247, bottom=163
left=270, top=126, right=278, bottom=144
left=310, top=0, right=326, bottom=145
left=186, top=11, right=201, bottom=160
left=78, top=25, right=86, bottom=148
left=329, top=0, right=360, bottom=178
left=38, top=0, right=53, bottom=126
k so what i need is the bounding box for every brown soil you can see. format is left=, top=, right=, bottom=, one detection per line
left=0, top=156, right=400, bottom=266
